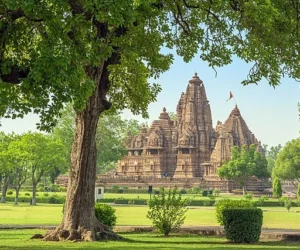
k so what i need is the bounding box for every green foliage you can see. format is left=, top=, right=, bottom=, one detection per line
left=273, top=139, right=300, bottom=182
left=279, top=197, right=293, bottom=212
left=218, top=145, right=269, bottom=193
left=94, top=203, right=117, bottom=230
left=215, top=199, right=256, bottom=226
left=272, top=178, right=282, bottom=198
left=213, top=189, right=220, bottom=196
left=266, top=145, right=282, bottom=174
left=24, top=193, right=30, bottom=197
left=192, top=187, right=201, bottom=194
left=222, top=208, right=263, bottom=243
left=112, top=185, right=119, bottom=193
left=6, top=190, right=13, bottom=195
left=147, top=187, right=189, bottom=236
left=297, top=183, right=300, bottom=198
left=243, top=193, right=253, bottom=201
left=257, top=195, right=269, bottom=207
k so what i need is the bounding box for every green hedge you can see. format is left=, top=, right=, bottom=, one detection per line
left=114, top=199, right=147, bottom=205
left=4, top=196, right=65, bottom=204
left=215, top=199, right=256, bottom=225
left=223, top=208, right=263, bottom=243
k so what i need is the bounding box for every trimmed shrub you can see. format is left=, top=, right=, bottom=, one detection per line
left=215, top=199, right=256, bottom=225
left=44, top=193, right=49, bottom=197
left=94, top=203, right=117, bottom=230
left=223, top=208, right=263, bottom=243
left=6, top=190, right=13, bottom=195
left=24, top=193, right=31, bottom=196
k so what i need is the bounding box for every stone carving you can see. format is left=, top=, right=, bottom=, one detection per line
left=116, top=74, right=263, bottom=179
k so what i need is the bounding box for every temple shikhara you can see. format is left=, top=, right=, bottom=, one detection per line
left=58, top=74, right=268, bottom=191
left=115, top=73, right=263, bottom=181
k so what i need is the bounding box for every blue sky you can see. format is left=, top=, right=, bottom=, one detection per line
left=0, top=54, right=299, bottom=147
left=122, top=54, right=300, bottom=147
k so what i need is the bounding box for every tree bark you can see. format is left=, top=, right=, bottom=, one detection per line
left=15, top=188, right=19, bottom=205
left=0, top=175, right=9, bottom=203
left=31, top=183, right=37, bottom=205
left=43, top=62, right=122, bottom=242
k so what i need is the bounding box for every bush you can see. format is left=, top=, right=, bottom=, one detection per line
left=6, top=190, right=13, bottom=195
left=24, top=193, right=31, bottom=196
left=257, top=195, right=269, bottom=206
left=215, top=199, right=256, bottom=225
left=243, top=193, right=253, bottom=200
left=94, top=203, right=117, bottom=230
left=147, top=187, right=189, bottom=236
left=213, top=189, right=220, bottom=196
left=44, top=193, right=49, bottom=197
left=223, top=208, right=263, bottom=243
left=192, top=187, right=201, bottom=194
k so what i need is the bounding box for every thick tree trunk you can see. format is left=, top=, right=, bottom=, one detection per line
left=31, top=183, right=37, bottom=205
left=0, top=176, right=8, bottom=203
left=43, top=63, right=122, bottom=242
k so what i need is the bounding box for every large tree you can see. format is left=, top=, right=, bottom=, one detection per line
left=53, top=104, right=140, bottom=174
left=0, top=132, right=14, bottom=203
left=218, top=144, right=269, bottom=194
left=273, top=139, right=300, bottom=186
left=1, top=0, right=300, bottom=241
left=18, top=133, right=67, bottom=205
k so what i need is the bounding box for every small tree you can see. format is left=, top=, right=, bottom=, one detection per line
left=272, top=178, right=282, bottom=198
left=147, top=187, right=188, bottom=236
left=283, top=198, right=292, bottom=212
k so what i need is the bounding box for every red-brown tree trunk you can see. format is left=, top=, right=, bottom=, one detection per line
left=43, top=63, right=121, bottom=241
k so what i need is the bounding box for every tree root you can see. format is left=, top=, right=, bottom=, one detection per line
left=42, top=224, right=123, bottom=242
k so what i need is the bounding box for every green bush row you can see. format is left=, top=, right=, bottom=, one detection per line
left=4, top=196, right=65, bottom=204
left=223, top=208, right=263, bottom=243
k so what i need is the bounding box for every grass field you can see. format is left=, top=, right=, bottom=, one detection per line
left=0, top=229, right=299, bottom=250
left=1, top=203, right=300, bottom=229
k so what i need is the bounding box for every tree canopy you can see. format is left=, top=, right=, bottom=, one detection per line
left=218, top=144, right=269, bottom=194
left=273, top=139, right=300, bottom=185
left=1, top=1, right=300, bottom=129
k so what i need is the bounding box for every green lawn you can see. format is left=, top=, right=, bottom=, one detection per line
left=0, top=230, right=299, bottom=250
left=1, top=203, right=300, bottom=229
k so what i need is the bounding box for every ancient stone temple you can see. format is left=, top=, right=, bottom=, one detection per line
left=116, top=73, right=263, bottom=179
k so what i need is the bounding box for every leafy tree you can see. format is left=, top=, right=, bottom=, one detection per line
left=2, top=0, right=300, bottom=241
left=0, top=132, right=14, bottom=203
left=273, top=139, right=300, bottom=186
left=266, top=145, right=282, bottom=175
left=147, top=187, right=189, bottom=236
left=7, top=134, right=29, bottom=205
left=19, top=133, right=67, bottom=205
left=297, top=183, right=300, bottom=199
left=218, top=145, right=269, bottom=194
left=272, top=177, right=282, bottom=198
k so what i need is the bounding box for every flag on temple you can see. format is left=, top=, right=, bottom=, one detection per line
left=227, top=91, right=233, bottom=101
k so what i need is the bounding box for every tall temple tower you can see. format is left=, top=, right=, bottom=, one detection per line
left=173, top=73, right=215, bottom=177
left=116, top=73, right=262, bottom=180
